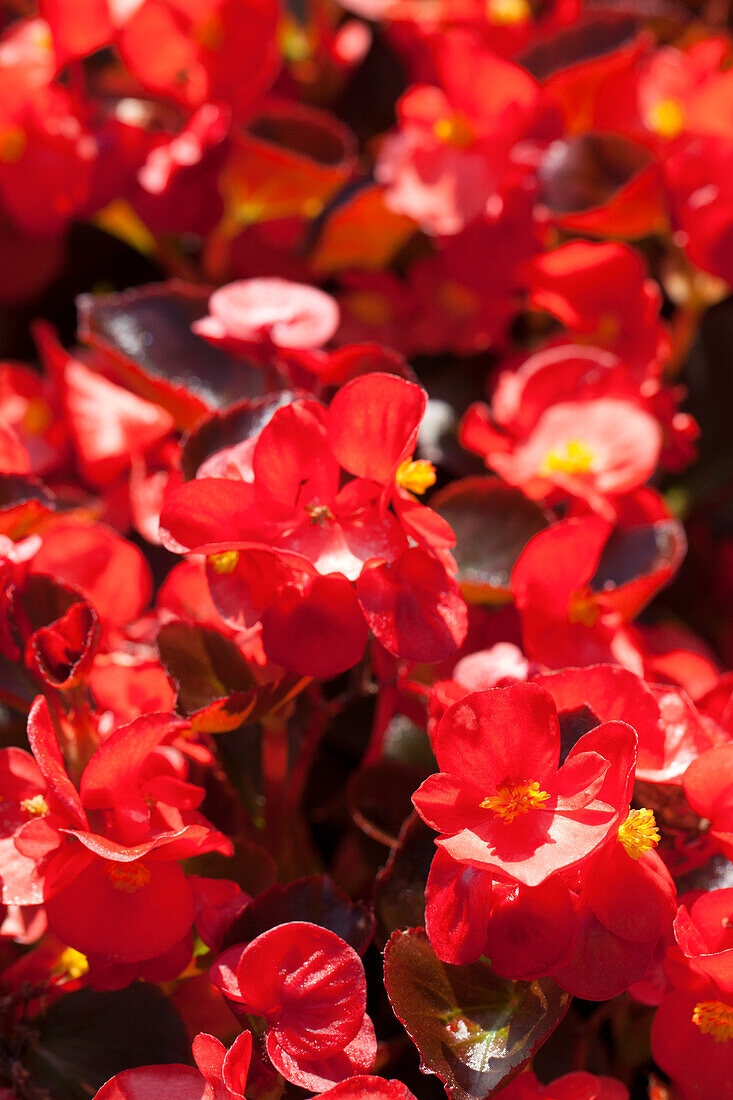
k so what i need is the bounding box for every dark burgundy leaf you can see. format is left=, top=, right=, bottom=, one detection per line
left=180, top=391, right=301, bottom=479
left=432, top=478, right=549, bottom=602
left=26, top=983, right=189, bottom=1100
left=0, top=475, right=58, bottom=539
left=77, top=282, right=284, bottom=429
left=157, top=621, right=308, bottom=732
left=220, top=875, right=375, bottom=956
left=383, top=929, right=571, bottom=1100
left=348, top=761, right=426, bottom=847
left=374, top=813, right=435, bottom=945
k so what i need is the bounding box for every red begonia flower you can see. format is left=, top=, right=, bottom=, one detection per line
left=424, top=848, right=497, bottom=966
left=499, top=1073, right=625, bottom=1100
left=485, top=398, right=662, bottom=515
left=683, top=744, right=733, bottom=859
left=535, top=665, right=713, bottom=783
left=0, top=745, right=51, bottom=905
left=327, top=372, right=425, bottom=485
left=412, top=683, right=637, bottom=886
left=510, top=514, right=680, bottom=673
left=497, top=1070, right=628, bottom=1100
left=356, top=548, right=467, bottom=664
left=525, top=240, right=668, bottom=367
left=376, top=33, right=541, bottom=235
left=44, top=852, right=196, bottom=964
left=193, top=279, right=340, bottom=351
left=315, top=1078, right=419, bottom=1100
left=117, top=0, right=280, bottom=117
left=93, top=1030, right=252, bottom=1099
left=260, top=571, right=369, bottom=678
left=212, top=922, right=376, bottom=1089
left=652, top=986, right=733, bottom=1100
left=673, top=889, right=733, bottom=994
left=549, top=902, right=658, bottom=1002
left=29, top=521, right=152, bottom=629
left=80, top=712, right=203, bottom=845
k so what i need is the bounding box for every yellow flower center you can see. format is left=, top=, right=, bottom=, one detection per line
left=439, top=280, right=481, bottom=318
left=433, top=113, right=476, bottom=148
left=106, top=862, right=152, bottom=893
left=279, top=18, right=313, bottom=63
left=486, top=0, right=531, bottom=24
left=305, top=502, right=334, bottom=526
left=208, top=550, right=240, bottom=575
left=692, top=1000, right=733, bottom=1042
left=647, top=98, right=685, bottom=140
left=395, top=458, right=436, bottom=495
left=541, top=439, right=595, bottom=476
left=618, top=808, right=660, bottom=860
left=56, top=947, right=89, bottom=981
left=345, top=291, right=393, bottom=328
left=567, top=586, right=602, bottom=628
left=0, top=126, right=27, bottom=164
left=21, top=795, right=50, bottom=817
left=480, top=779, right=550, bottom=823
left=23, top=398, right=52, bottom=436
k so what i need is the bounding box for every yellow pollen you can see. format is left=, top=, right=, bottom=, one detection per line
left=618, top=808, right=660, bottom=860
left=345, top=290, right=393, bottom=328
left=692, top=1000, right=733, bottom=1042
left=23, top=398, right=51, bottom=436
left=0, top=126, right=27, bottom=164
left=208, top=550, right=240, bottom=575
left=279, top=18, right=313, bottom=63
left=395, top=458, right=436, bottom=495
left=106, top=862, right=152, bottom=893
left=480, top=779, right=550, bottom=823
left=433, top=113, right=475, bottom=148
left=486, top=0, right=531, bottom=24
left=567, top=586, right=602, bottom=628
left=439, top=280, right=481, bottom=317
left=21, top=795, right=49, bottom=816
left=647, top=98, right=685, bottom=140
left=305, top=501, right=334, bottom=526
left=541, top=438, right=595, bottom=476
left=56, top=947, right=89, bottom=981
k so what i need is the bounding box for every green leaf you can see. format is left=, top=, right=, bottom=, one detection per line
left=383, top=928, right=571, bottom=1100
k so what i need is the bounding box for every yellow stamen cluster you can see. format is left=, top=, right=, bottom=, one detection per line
left=106, top=862, right=152, bottom=894
left=567, top=587, right=601, bottom=628
left=56, top=947, right=89, bottom=981
left=647, top=98, right=685, bottom=140
left=692, top=1000, right=733, bottom=1042
left=305, top=502, right=334, bottom=526
left=395, top=458, right=436, bottom=496
left=480, top=779, right=550, bottom=823
left=433, top=113, right=476, bottom=148
left=344, top=291, right=393, bottom=327
left=208, top=550, right=240, bottom=575
left=541, top=439, right=595, bottom=476
left=0, top=126, right=27, bottom=164
left=21, top=795, right=50, bottom=817
left=486, top=0, right=531, bottom=24
left=618, top=808, right=660, bottom=860
left=439, top=280, right=481, bottom=318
